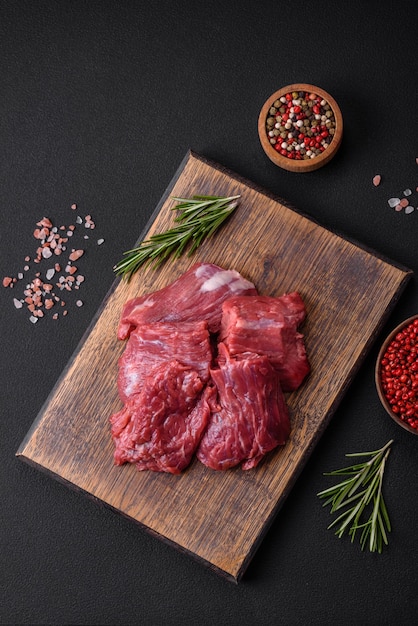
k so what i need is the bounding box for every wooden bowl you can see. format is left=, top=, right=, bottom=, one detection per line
left=258, top=83, right=343, bottom=173
left=375, top=315, right=418, bottom=435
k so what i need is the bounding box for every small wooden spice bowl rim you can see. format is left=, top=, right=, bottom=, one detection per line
left=375, top=314, right=418, bottom=436
left=258, top=83, right=343, bottom=173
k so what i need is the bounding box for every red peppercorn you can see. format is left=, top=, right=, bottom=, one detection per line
left=380, top=318, right=418, bottom=429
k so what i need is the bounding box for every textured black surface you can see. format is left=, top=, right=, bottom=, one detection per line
left=1, top=1, right=418, bottom=624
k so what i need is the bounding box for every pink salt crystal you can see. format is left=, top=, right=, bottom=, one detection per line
left=52, top=313, right=58, bottom=320
left=373, top=175, right=381, bottom=186
left=69, top=249, right=84, bottom=261
left=399, top=198, right=409, bottom=207
left=38, top=217, right=53, bottom=228
left=3, top=276, right=13, bottom=287
left=76, top=300, right=83, bottom=307
left=42, top=247, right=52, bottom=259
left=395, top=204, right=403, bottom=212
left=71, top=203, right=77, bottom=210
left=388, top=197, right=401, bottom=208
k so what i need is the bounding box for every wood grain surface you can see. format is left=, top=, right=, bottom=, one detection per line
left=16, top=151, right=412, bottom=582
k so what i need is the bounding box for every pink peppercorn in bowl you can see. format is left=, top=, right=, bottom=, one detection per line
left=258, top=83, right=343, bottom=173
left=375, top=315, right=418, bottom=435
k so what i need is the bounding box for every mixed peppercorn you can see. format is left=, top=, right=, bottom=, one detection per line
left=265, top=90, right=336, bottom=160
left=380, top=318, right=418, bottom=430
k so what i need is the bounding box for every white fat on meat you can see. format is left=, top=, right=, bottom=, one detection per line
left=199, top=270, right=254, bottom=294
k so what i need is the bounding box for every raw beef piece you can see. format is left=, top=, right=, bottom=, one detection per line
left=196, top=343, right=290, bottom=471
left=219, top=293, right=310, bottom=392
left=117, top=262, right=258, bottom=340
left=117, top=320, right=212, bottom=403
left=110, top=360, right=216, bottom=474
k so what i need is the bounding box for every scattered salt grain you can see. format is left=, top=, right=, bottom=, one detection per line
left=46, top=268, right=55, bottom=280
left=76, top=300, right=83, bottom=307
left=403, top=189, right=412, bottom=196
left=405, top=206, right=415, bottom=214
left=29, top=315, right=38, bottom=324
left=97, top=238, right=104, bottom=245
left=373, top=175, right=381, bottom=186
left=71, top=203, right=77, bottom=210
left=42, top=247, right=52, bottom=259
left=69, top=249, right=84, bottom=261
left=388, top=197, right=401, bottom=208
left=13, top=298, right=23, bottom=309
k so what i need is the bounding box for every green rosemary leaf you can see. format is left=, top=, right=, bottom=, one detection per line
left=114, top=194, right=240, bottom=281
left=317, top=440, right=393, bottom=553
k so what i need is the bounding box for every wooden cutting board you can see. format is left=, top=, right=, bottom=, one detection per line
left=17, top=151, right=412, bottom=582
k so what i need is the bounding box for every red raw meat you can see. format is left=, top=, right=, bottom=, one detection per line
left=196, top=344, right=290, bottom=471
left=117, top=320, right=212, bottom=403
left=219, top=293, right=310, bottom=391
left=111, top=264, right=310, bottom=475
left=117, top=262, right=257, bottom=340
left=110, top=360, right=216, bottom=474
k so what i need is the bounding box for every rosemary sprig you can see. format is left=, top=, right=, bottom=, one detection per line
left=114, top=194, right=240, bottom=280
left=317, top=439, right=393, bottom=553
